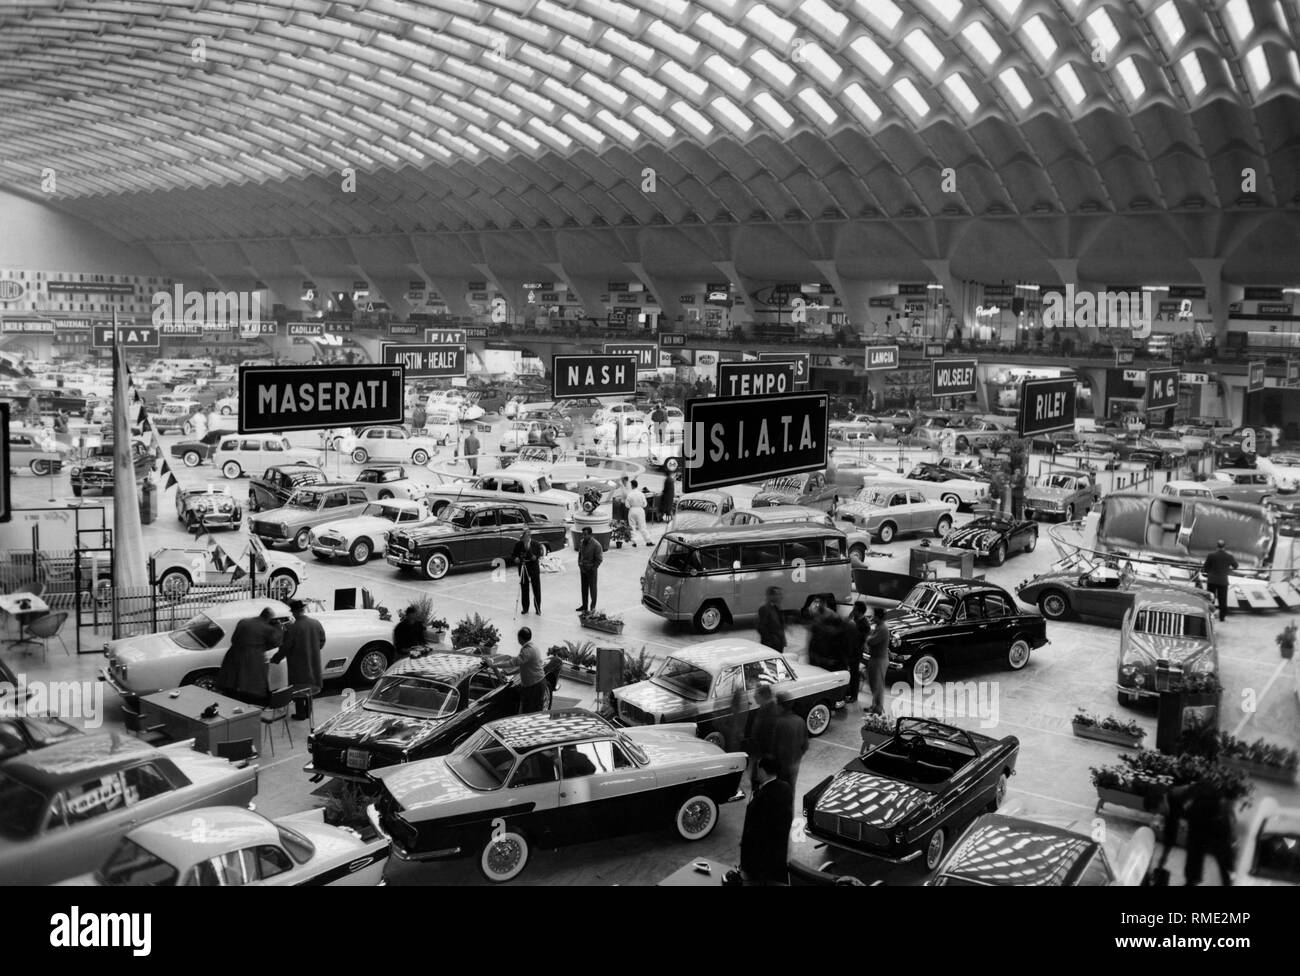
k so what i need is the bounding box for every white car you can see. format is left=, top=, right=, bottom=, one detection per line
left=309, top=499, right=435, bottom=564
left=1169, top=423, right=1214, bottom=453
left=1162, top=480, right=1214, bottom=499
left=152, top=538, right=306, bottom=601
left=1237, top=797, right=1300, bottom=886
left=214, top=394, right=238, bottom=416
left=350, top=425, right=443, bottom=464
left=592, top=402, right=647, bottom=427
left=1258, top=453, right=1300, bottom=493
left=149, top=400, right=201, bottom=434
left=354, top=464, right=425, bottom=500
left=101, top=598, right=399, bottom=717
left=426, top=390, right=485, bottom=422
left=833, top=484, right=956, bottom=546
left=422, top=469, right=580, bottom=522
left=890, top=473, right=992, bottom=509
left=212, top=434, right=322, bottom=479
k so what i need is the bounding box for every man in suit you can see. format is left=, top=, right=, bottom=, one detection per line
left=575, top=525, right=603, bottom=615
left=1202, top=539, right=1238, bottom=622
left=510, top=526, right=545, bottom=615
left=740, top=755, right=793, bottom=885
left=271, top=599, right=325, bottom=720
left=217, top=606, right=283, bottom=705
left=463, top=430, right=481, bottom=476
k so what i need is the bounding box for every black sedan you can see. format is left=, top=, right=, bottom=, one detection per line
left=804, top=717, right=1019, bottom=872
left=169, top=428, right=235, bottom=468
left=385, top=501, right=568, bottom=580
left=942, top=513, right=1038, bottom=565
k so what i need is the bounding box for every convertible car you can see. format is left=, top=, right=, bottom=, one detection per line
left=151, top=538, right=305, bottom=601
left=175, top=485, right=243, bottom=531
left=369, top=709, right=746, bottom=882
left=1017, top=554, right=1208, bottom=624
left=1095, top=492, right=1277, bottom=570
left=942, top=513, right=1038, bottom=565
left=0, top=710, right=83, bottom=761
left=804, top=717, right=1019, bottom=871
left=305, top=653, right=520, bottom=783
left=893, top=467, right=992, bottom=510
left=422, top=470, right=579, bottom=522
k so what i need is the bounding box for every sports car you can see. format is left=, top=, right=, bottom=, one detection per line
left=1022, top=472, right=1097, bottom=522
left=369, top=709, right=746, bottom=882
left=892, top=467, right=992, bottom=510
left=0, top=733, right=258, bottom=885
left=61, top=806, right=388, bottom=887
left=834, top=484, right=955, bottom=546
left=175, top=485, right=243, bottom=531
left=1016, top=554, right=1208, bottom=624
left=0, top=710, right=83, bottom=761
left=305, top=653, right=520, bottom=783
left=943, top=513, right=1038, bottom=565
left=804, top=717, right=1020, bottom=871
left=169, top=428, right=236, bottom=468
left=152, top=538, right=305, bottom=601
left=248, top=463, right=328, bottom=513
left=309, top=499, right=435, bottom=565
left=1116, top=591, right=1217, bottom=706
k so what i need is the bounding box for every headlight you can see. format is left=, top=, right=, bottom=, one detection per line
left=280, top=522, right=289, bottom=534
left=1134, top=673, right=1146, bottom=687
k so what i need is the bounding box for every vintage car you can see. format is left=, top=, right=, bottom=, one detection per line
left=309, top=499, right=434, bottom=565
left=1022, top=472, right=1097, bottom=522
left=101, top=598, right=397, bottom=720
left=148, top=399, right=201, bottom=434
left=422, top=470, right=579, bottom=522
left=250, top=483, right=372, bottom=551
left=170, top=428, right=237, bottom=468
left=828, top=422, right=879, bottom=449
left=425, top=389, right=485, bottom=422
left=1136, top=429, right=1189, bottom=466
left=0, top=733, right=259, bottom=885
left=1096, top=492, right=1277, bottom=570
left=1208, top=469, right=1278, bottom=505
left=1267, top=494, right=1300, bottom=537
left=1212, top=434, right=1259, bottom=469
left=1016, top=554, right=1209, bottom=623
left=833, top=484, right=955, bottom=546
left=942, top=513, right=1039, bottom=565
left=69, top=440, right=155, bottom=496
left=1259, top=453, right=1300, bottom=493
left=1117, top=590, right=1218, bottom=706
left=893, top=467, right=992, bottom=510
left=929, top=813, right=1154, bottom=886
left=1058, top=432, right=1121, bottom=470
left=668, top=490, right=736, bottom=531
left=1162, top=479, right=1214, bottom=499
left=152, top=539, right=305, bottom=600
left=886, top=581, right=1050, bottom=685
left=248, top=463, right=328, bottom=513
left=8, top=426, right=69, bottom=476
left=212, top=433, right=321, bottom=479
left=385, top=501, right=568, bottom=580
left=306, top=653, right=520, bottom=782
left=951, top=417, right=1015, bottom=453
left=614, top=639, right=849, bottom=741
left=214, top=394, right=239, bottom=416
left=804, top=717, right=1020, bottom=871
left=751, top=471, right=840, bottom=510
left=0, top=711, right=83, bottom=761
left=905, top=461, right=994, bottom=488
left=369, top=709, right=746, bottom=882
left=350, top=425, right=444, bottom=464
left=1238, top=797, right=1300, bottom=887
left=64, top=806, right=388, bottom=887
left=175, top=485, right=243, bottom=531
left=716, top=504, right=873, bottom=556
left=1029, top=429, right=1080, bottom=454
left=355, top=464, right=424, bottom=500
left=1168, top=423, right=1215, bottom=454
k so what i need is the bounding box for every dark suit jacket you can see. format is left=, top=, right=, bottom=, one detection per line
left=271, top=615, right=326, bottom=690
left=1202, top=549, right=1238, bottom=587
left=741, top=778, right=794, bottom=883
left=217, top=616, right=282, bottom=702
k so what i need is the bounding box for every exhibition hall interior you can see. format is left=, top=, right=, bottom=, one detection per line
left=1, top=0, right=1299, bottom=897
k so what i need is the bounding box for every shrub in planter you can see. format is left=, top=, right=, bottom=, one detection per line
left=450, top=612, right=500, bottom=651
left=622, top=646, right=654, bottom=684
left=1073, top=710, right=1145, bottom=740
left=1216, top=733, right=1299, bottom=773
left=553, top=639, right=598, bottom=670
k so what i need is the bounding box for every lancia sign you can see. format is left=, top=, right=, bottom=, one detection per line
left=864, top=345, right=899, bottom=371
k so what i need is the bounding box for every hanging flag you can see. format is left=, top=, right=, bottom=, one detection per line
left=164, top=471, right=177, bottom=490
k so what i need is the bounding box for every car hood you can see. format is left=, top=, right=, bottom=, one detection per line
left=613, top=680, right=691, bottom=718
left=624, top=724, right=743, bottom=767
left=315, top=703, right=447, bottom=751
left=370, top=757, right=479, bottom=814
left=1025, top=486, right=1075, bottom=500
left=883, top=607, right=947, bottom=638
left=667, top=511, right=718, bottom=531
left=272, top=506, right=331, bottom=526
left=751, top=490, right=798, bottom=506
left=390, top=522, right=468, bottom=544
left=1123, top=632, right=1214, bottom=666
left=836, top=501, right=885, bottom=520
left=814, top=769, right=932, bottom=828
left=106, top=632, right=184, bottom=665
left=943, top=524, right=1004, bottom=551
left=314, top=515, right=395, bottom=538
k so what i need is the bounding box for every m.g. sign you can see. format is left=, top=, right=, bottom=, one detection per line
left=1145, top=368, right=1179, bottom=410
left=1017, top=377, right=1076, bottom=437
left=864, top=345, right=899, bottom=371
left=931, top=359, right=977, bottom=398
left=552, top=355, right=637, bottom=400
left=603, top=342, right=658, bottom=370
left=238, top=364, right=405, bottom=434
left=1248, top=361, right=1267, bottom=393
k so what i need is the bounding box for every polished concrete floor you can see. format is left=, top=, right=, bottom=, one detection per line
left=4, top=417, right=1297, bottom=885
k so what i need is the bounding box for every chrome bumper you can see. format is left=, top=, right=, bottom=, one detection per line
left=311, top=542, right=348, bottom=558
left=385, top=552, right=420, bottom=568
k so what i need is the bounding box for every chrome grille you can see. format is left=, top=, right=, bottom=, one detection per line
left=619, top=702, right=654, bottom=725
left=1141, top=610, right=1186, bottom=636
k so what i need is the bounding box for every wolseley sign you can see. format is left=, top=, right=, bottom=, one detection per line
left=931, top=359, right=977, bottom=398
left=239, top=364, right=404, bottom=434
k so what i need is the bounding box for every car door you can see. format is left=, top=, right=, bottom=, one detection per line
left=463, top=507, right=500, bottom=565
left=556, top=739, right=655, bottom=840
left=362, top=427, right=388, bottom=460
left=387, top=427, right=409, bottom=460
left=977, top=592, right=1019, bottom=663
left=43, top=771, right=138, bottom=879
left=889, top=490, right=916, bottom=533
left=504, top=748, right=562, bottom=843
left=947, top=595, right=991, bottom=665
left=238, top=438, right=261, bottom=472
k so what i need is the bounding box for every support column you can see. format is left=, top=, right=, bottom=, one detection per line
left=1189, top=258, right=1228, bottom=345
left=543, top=263, right=608, bottom=326
left=625, top=262, right=686, bottom=326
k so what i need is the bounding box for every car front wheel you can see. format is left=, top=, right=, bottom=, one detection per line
left=805, top=701, right=832, bottom=737
left=267, top=571, right=298, bottom=601
left=348, top=643, right=391, bottom=684
left=941, top=492, right=961, bottom=507
left=924, top=828, right=946, bottom=871
left=1038, top=590, right=1070, bottom=620
left=292, top=529, right=311, bottom=552
left=158, top=569, right=192, bottom=600
left=351, top=448, right=369, bottom=464
left=183, top=450, right=202, bottom=468
left=423, top=551, right=451, bottom=580
left=877, top=521, right=897, bottom=544
left=30, top=459, right=51, bottom=476
left=693, top=601, right=726, bottom=634
left=222, top=461, right=242, bottom=479
left=909, top=652, right=940, bottom=686
left=1023, top=530, right=1037, bottom=553
left=349, top=538, right=372, bottom=565
left=674, top=794, right=719, bottom=842
left=412, top=449, right=430, bottom=464
left=988, top=542, right=1007, bottom=566
left=935, top=515, right=953, bottom=536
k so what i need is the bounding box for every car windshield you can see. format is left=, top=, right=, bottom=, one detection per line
left=0, top=775, right=47, bottom=839
left=967, top=516, right=1010, bottom=530
left=360, top=503, right=401, bottom=522
left=287, top=490, right=324, bottom=510
left=650, top=537, right=702, bottom=573
left=173, top=613, right=224, bottom=651
left=651, top=657, right=712, bottom=701
left=94, top=838, right=180, bottom=886
left=901, top=586, right=956, bottom=620
left=762, top=476, right=805, bottom=493
left=676, top=498, right=719, bottom=513
left=861, top=490, right=891, bottom=506
left=1253, top=830, right=1300, bottom=883
left=1134, top=609, right=1208, bottom=639
left=1043, top=475, right=1077, bottom=489
left=448, top=730, right=516, bottom=790
left=440, top=505, right=475, bottom=528
left=367, top=676, right=459, bottom=717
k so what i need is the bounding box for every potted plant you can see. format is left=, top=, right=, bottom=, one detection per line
left=1215, top=733, right=1299, bottom=784
left=451, top=612, right=501, bottom=653
left=859, top=711, right=896, bottom=748
left=1072, top=710, right=1146, bottom=748
left=580, top=609, right=625, bottom=634
left=428, top=617, right=449, bottom=645
left=551, top=640, right=599, bottom=684
left=621, top=646, right=654, bottom=685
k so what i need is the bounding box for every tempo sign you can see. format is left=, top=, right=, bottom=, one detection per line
left=381, top=343, right=466, bottom=378
left=1145, top=368, right=1179, bottom=410
left=1247, top=361, right=1267, bottom=393
left=931, top=359, right=977, bottom=399
left=1017, top=377, right=1076, bottom=437
left=238, top=364, right=405, bottom=434
left=603, top=342, right=658, bottom=370
left=716, top=360, right=796, bottom=399
left=682, top=391, right=829, bottom=493
left=91, top=325, right=159, bottom=349
left=864, top=345, right=900, bottom=371
left=552, top=355, right=637, bottom=400
left=757, top=352, right=809, bottom=386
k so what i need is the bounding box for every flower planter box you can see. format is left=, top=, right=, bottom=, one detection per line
left=1220, top=756, right=1299, bottom=785
left=1095, top=786, right=1165, bottom=815
left=1072, top=721, right=1145, bottom=749
left=580, top=616, right=624, bottom=635
left=562, top=663, right=597, bottom=686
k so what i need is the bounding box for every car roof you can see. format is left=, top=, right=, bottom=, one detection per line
left=130, top=806, right=280, bottom=867
left=912, top=579, right=1008, bottom=597
left=939, top=814, right=1096, bottom=886
left=382, top=653, right=485, bottom=685
left=662, top=522, right=846, bottom=545
left=1131, top=589, right=1213, bottom=614
left=1164, top=480, right=1209, bottom=490
left=0, top=732, right=162, bottom=791
left=1262, top=807, right=1300, bottom=837
left=443, top=500, right=527, bottom=512
left=735, top=505, right=829, bottom=521
left=666, top=638, right=785, bottom=672
left=487, top=709, right=614, bottom=752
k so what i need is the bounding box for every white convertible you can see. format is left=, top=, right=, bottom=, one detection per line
left=309, top=499, right=436, bottom=564
left=152, top=538, right=306, bottom=602
left=422, top=469, right=580, bottom=522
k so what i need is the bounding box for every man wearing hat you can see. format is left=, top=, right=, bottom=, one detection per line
left=1202, top=539, right=1239, bottom=622
left=576, top=524, right=603, bottom=615
left=393, top=605, right=426, bottom=656
left=272, top=599, right=326, bottom=720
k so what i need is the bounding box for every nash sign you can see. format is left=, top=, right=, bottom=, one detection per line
left=91, top=325, right=159, bottom=348
left=682, top=391, right=829, bottom=493
left=1146, top=368, right=1179, bottom=410
left=238, top=364, right=405, bottom=434
left=603, top=342, right=658, bottom=370
left=552, top=355, right=637, bottom=400
left=716, top=360, right=796, bottom=398
left=381, top=343, right=466, bottom=378
left=1017, top=377, right=1076, bottom=437
left=931, top=359, right=977, bottom=398
left=864, top=345, right=900, bottom=371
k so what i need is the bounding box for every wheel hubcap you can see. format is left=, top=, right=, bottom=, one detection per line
left=355, top=544, right=370, bottom=562
left=927, top=831, right=944, bottom=867
left=1010, top=642, right=1029, bottom=666
left=808, top=706, right=830, bottom=734
left=361, top=652, right=386, bottom=680
left=1045, top=595, right=1065, bottom=617
left=682, top=801, right=711, bottom=836
left=487, top=839, right=521, bottom=875
left=917, top=659, right=937, bottom=684
left=431, top=555, right=448, bottom=577
left=701, top=608, right=721, bottom=630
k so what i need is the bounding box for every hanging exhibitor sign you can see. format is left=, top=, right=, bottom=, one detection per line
left=551, top=355, right=637, bottom=400
left=923, top=342, right=945, bottom=358
left=864, top=345, right=899, bottom=371
left=1115, top=348, right=1135, bottom=366
left=238, top=364, right=405, bottom=434
left=682, top=391, right=829, bottom=493
left=931, top=358, right=977, bottom=398
left=288, top=322, right=324, bottom=337
left=757, top=351, right=809, bottom=387
left=1145, top=368, right=1179, bottom=410
left=1247, top=361, right=1267, bottom=393
left=91, top=324, right=159, bottom=348
left=0, top=403, right=10, bottom=523
left=716, top=360, right=796, bottom=399
left=1017, top=377, right=1076, bottom=438
left=381, top=343, right=466, bottom=378
left=659, top=332, right=687, bottom=347
left=424, top=329, right=465, bottom=344
left=1287, top=361, right=1300, bottom=387
left=603, top=342, right=657, bottom=370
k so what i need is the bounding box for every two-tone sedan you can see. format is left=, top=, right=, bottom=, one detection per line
left=369, top=709, right=746, bottom=882
left=833, top=484, right=955, bottom=547
left=750, top=471, right=839, bottom=510
left=309, top=499, right=435, bottom=565
left=897, top=466, right=992, bottom=510
left=804, top=717, right=1020, bottom=872
left=1022, top=472, right=1097, bottom=522
left=250, top=483, right=372, bottom=551
left=1117, top=590, right=1217, bottom=707
left=422, top=470, right=579, bottom=523
left=354, top=464, right=425, bottom=500
left=385, top=501, right=568, bottom=581
left=943, top=513, right=1038, bottom=565
left=175, top=485, right=243, bottom=531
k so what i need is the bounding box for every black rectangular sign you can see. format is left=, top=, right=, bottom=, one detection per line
left=238, top=364, right=405, bottom=434
left=424, top=328, right=466, bottom=344
left=659, top=332, right=687, bottom=347
left=757, top=351, right=809, bottom=386
left=1146, top=368, right=1180, bottom=409
left=1017, top=377, right=1076, bottom=438
left=552, top=355, right=637, bottom=400
left=924, top=342, right=945, bottom=358
left=682, top=391, right=829, bottom=493
left=382, top=343, right=466, bottom=378
left=91, top=324, right=159, bottom=349
left=0, top=403, right=10, bottom=524
left=603, top=342, right=658, bottom=370
left=864, top=345, right=900, bottom=370
left=716, top=360, right=797, bottom=399
left=931, top=358, right=978, bottom=398
left=1247, top=361, right=1267, bottom=393
left=1115, top=348, right=1135, bottom=366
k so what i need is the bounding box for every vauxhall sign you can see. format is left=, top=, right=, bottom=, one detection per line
left=238, top=364, right=405, bottom=434
left=931, top=359, right=977, bottom=398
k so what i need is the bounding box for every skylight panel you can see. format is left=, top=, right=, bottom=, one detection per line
left=496, top=120, right=541, bottom=151
left=1086, top=9, right=1120, bottom=55
left=799, top=43, right=843, bottom=84
left=438, top=128, right=481, bottom=157
left=903, top=29, right=944, bottom=74
left=1154, top=2, right=1185, bottom=47
left=595, top=108, right=641, bottom=143
left=1022, top=16, right=1058, bottom=62
left=797, top=87, right=839, bottom=125
left=518, top=44, right=572, bottom=77
left=711, top=95, right=754, bottom=133
left=1054, top=63, right=1086, bottom=104
left=998, top=67, right=1033, bottom=108
left=602, top=28, right=654, bottom=65
left=917, top=0, right=962, bottom=25
left=660, top=60, right=709, bottom=97
left=535, top=0, right=594, bottom=34
left=543, top=76, right=591, bottom=111
left=892, top=78, right=930, bottom=116
left=632, top=105, right=676, bottom=139
left=704, top=54, right=752, bottom=93
left=696, top=11, right=746, bottom=53
left=1245, top=45, right=1271, bottom=90
left=943, top=74, right=980, bottom=114
left=1225, top=0, right=1254, bottom=41
left=489, top=9, right=551, bottom=45
left=989, top=0, right=1021, bottom=16
left=620, top=66, right=668, bottom=102
left=799, top=0, right=848, bottom=37
left=560, top=112, right=606, bottom=146
left=750, top=49, right=798, bottom=87
left=580, top=71, right=629, bottom=107
left=854, top=0, right=901, bottom=30
left=590, top=0, right=641, bottom=32
left=408, top=131, right=455, bottom=160
left=527, top=117, right=573, bottom=148
left=670, top=100, right=714, bottom=135
left=963, top=22, right=1001, bottom=65
left=647, top=21, right=700, bottom=58
left=751, top=91, right=794, bottom=128
left=560, top=36, right=613, bottom=72
left=1115, top=56, right=1146, bottom=99
left=465, top=123, right=511, bottom=155
left=506, top=83, right=557, bottom=116
left=744, top=4, right=797, bottom=44
left=843, top=82, right=883, bottom=121
left=849, top=36, right=894, bottom=76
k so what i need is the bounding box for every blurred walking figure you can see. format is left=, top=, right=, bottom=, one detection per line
left=1278, top=619, right=1298, bottom=702
left=742, top=681, right=780, bottom=789
left=770, top=690, right=808, bottom=801
left=1158, top=779, right=1236, bottom=886
left=756, top=586, right=786, bottom=653
left=625, top=479, right=654, bottom=546
left=1202, top=540, right=1238, bottom=622
left=846, top=601, right=869, bottom=707
left=866, top=607, right=890, bottom=715
left=463, top=429, right=480, bottom=476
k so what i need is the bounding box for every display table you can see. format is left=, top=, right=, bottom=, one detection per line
left=908, top=545, right=976, bottom=581
left=0, top=592, right=50, bottom=648
left=658, top=858, right=734, bottom=886
left=138, top=687, right=263, bottom=755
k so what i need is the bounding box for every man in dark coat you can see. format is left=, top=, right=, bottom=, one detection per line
left=217, top=607, right=282, bottom=705
left=770, top=690, right=808, bottom=800
left=392, top=605, right=426, bottom=656
left=1202, top=539, right=1239, bottom=622
left=463, top=430, right=481, bottom=476
left=756, top=586, right=786, bottom=653
left=575, top=525, right=603, bottom=615
left=657, top=472, right=676, bottom=523
left=743, top=682, right=780, bottom=791
left=866, top=607, right=891, bottom=715
left=845, top=601, right=869, bottom=707
left=740, top=755, right=793, bottom=885
left=510, top=526, right=545, bottom=614
left=271, top=599, right=326, bottom=720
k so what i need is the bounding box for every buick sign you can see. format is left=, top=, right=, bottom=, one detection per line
left=0, top=281, right=22, bottom=302
left=1017, top=377, right=1076, bottom=437
left=239, top=364, right=404, bottom=434
left=683, top=391, right=829, bottom=493
left=931, top=359, right=978, bottom=398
